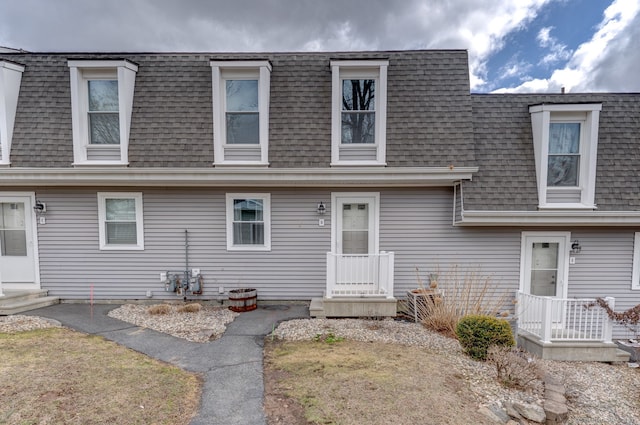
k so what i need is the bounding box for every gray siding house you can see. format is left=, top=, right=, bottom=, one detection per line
left=1, top=50, right=639, bottom=356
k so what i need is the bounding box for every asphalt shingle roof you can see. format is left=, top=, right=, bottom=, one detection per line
left=3, top=51, right=638, bottom=212
left=1, top=50, right=475, bottom=169
left=466, top=93, right=640, bottom=211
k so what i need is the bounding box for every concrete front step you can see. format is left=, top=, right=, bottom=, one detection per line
left=0, top=289, right=49, bottom=304
left=518, top=332, right=631, bottom=362
left=310, top=297, right=397, bottom=318
left=0, top=290, right=60, bottom=315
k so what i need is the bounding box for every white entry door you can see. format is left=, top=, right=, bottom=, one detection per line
left=520, top=232, right=569, bottom=299
left=0, top=194, right=39, bottom=286
left=332, top=193, right=379, bottom=255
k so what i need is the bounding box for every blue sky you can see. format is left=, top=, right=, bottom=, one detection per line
left=0, top=0, right=638, bottom=93
left=485, top=0, right=607, bottom=91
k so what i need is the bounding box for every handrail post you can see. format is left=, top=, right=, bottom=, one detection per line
left=386, top=252, right=395, bottom=298
left=326, top=252, right=335, bottom=299
left=603, top=296, right=615, bottom=343
left=541, top=296, right=553, bottom=343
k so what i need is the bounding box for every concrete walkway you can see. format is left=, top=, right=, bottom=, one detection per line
left=27, top=303, right=309, bottom=425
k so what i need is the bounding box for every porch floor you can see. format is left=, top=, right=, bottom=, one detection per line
left=518, top=331, right=630, bottom=362
left=310, top=296, right=397, bottom=318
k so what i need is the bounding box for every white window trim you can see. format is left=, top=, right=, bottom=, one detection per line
left=632, top=232, right=640, bottom=290
left=210, top=61, right=271, bottom=166
left=529, top=103, right=601, bottom=209
left=68, top=60, right=138, bottom=166
left=331, top=60, right=388, bottom=166
left=330, top=192, right=380, bottom=254
left=97, top=192, right=144, bottom=251
left=225, top=193, right=271, bottom=251
left=0, top=61, right=25, bottom=166
left=518, top=231, right=570, bottom=299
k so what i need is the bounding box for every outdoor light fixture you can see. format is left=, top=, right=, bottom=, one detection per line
left=570, top=240, right=581, bottom=254
left=317, top=202, right=326, bottom=215
left=33, top=200, right=46, bottom=214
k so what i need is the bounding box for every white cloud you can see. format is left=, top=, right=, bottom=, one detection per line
left=537, top=26, right=553, bottom=47
left=2, top=0, right=637, bottom=93
left=536, top=26, right=572, bottom=66
left=495, top=0, right=640, bottom=93
left=0, top=0, right=551, bottom=90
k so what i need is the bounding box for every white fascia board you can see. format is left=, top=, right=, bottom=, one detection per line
left=330, top=60, right=389, bottom=68
left=0, top=60, right=25, bottom=73
left=210, top=60, right=272, bottom=72
left=0, top=166, right=478, bottom=188
left=68, top=60, right=138, bottom=72
left=458, top=210, right=640, bottom=226
left=529, top=103, right=602, bottom=113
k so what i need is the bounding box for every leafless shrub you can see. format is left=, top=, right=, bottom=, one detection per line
left=487, top=345, right=542, bottom=390
left=147, top=304, right=172, bottom=315
left=412, top=266, right=510, bottom=339
left=177, top=303, right=202, bottom=313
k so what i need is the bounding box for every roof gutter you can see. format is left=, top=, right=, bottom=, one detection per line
left=0, top=166, right=478, bottom=188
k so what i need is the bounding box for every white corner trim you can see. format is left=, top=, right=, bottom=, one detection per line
left=0, top=61, right=25, bottom=165
left=632, top=233, right=640, bottom=290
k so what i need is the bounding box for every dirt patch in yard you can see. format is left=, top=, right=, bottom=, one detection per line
left=264, top=339, right=496, bottom=425
left=0, top=328, right=200, bottom=425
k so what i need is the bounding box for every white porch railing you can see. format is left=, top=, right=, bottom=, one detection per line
left=326, top=252, right=395, bottom=298
left=517, top=291, right=614, bottom=344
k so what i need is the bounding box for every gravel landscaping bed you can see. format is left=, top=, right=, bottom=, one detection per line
left=107, top=304, right=239, bottom=342
left=0, top=315, right=61, bottom=333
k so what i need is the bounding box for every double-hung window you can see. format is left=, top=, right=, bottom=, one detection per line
left=341, top=79, right=376, bottom=144
left=225, top=193, right=271, bottom=251
left=97, top=193, right=144, bottom=250
left=88, top=79, right=120, bottom=145
left=226, top=79, right=259, bottom=144
left=331, top=60, right=388, bottom=165
left=211, top=61, right=271, bottom=165
left=529, top=104, right=601, bottom=209
left=68, top=60, right=138, bottom=165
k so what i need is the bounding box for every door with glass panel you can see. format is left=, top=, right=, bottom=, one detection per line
left=0, top=195, right=37, bottom=285
left=521, top=233, right=569, bottom=329
left=332, top=194, right=379, bottom=287
left=522, top=234, right=568, bottom=298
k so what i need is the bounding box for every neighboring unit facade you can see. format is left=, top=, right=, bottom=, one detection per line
left=0, top=50, right=639, bottom=340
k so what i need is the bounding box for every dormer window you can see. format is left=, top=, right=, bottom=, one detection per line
left=0, top=60, right=25, bottom=166
left=210, top=61, right=271, bottom=166
left=88, top=79, right=120, bottom=145
left=529, top=103, right=601, bottom=209
left=342, top=79, right=375, bottom=144
left=331, top=60, right=388, bottom=166
left=68, top=60, right=138, bottom=166
left=548, top=122, right=580, bottom=187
